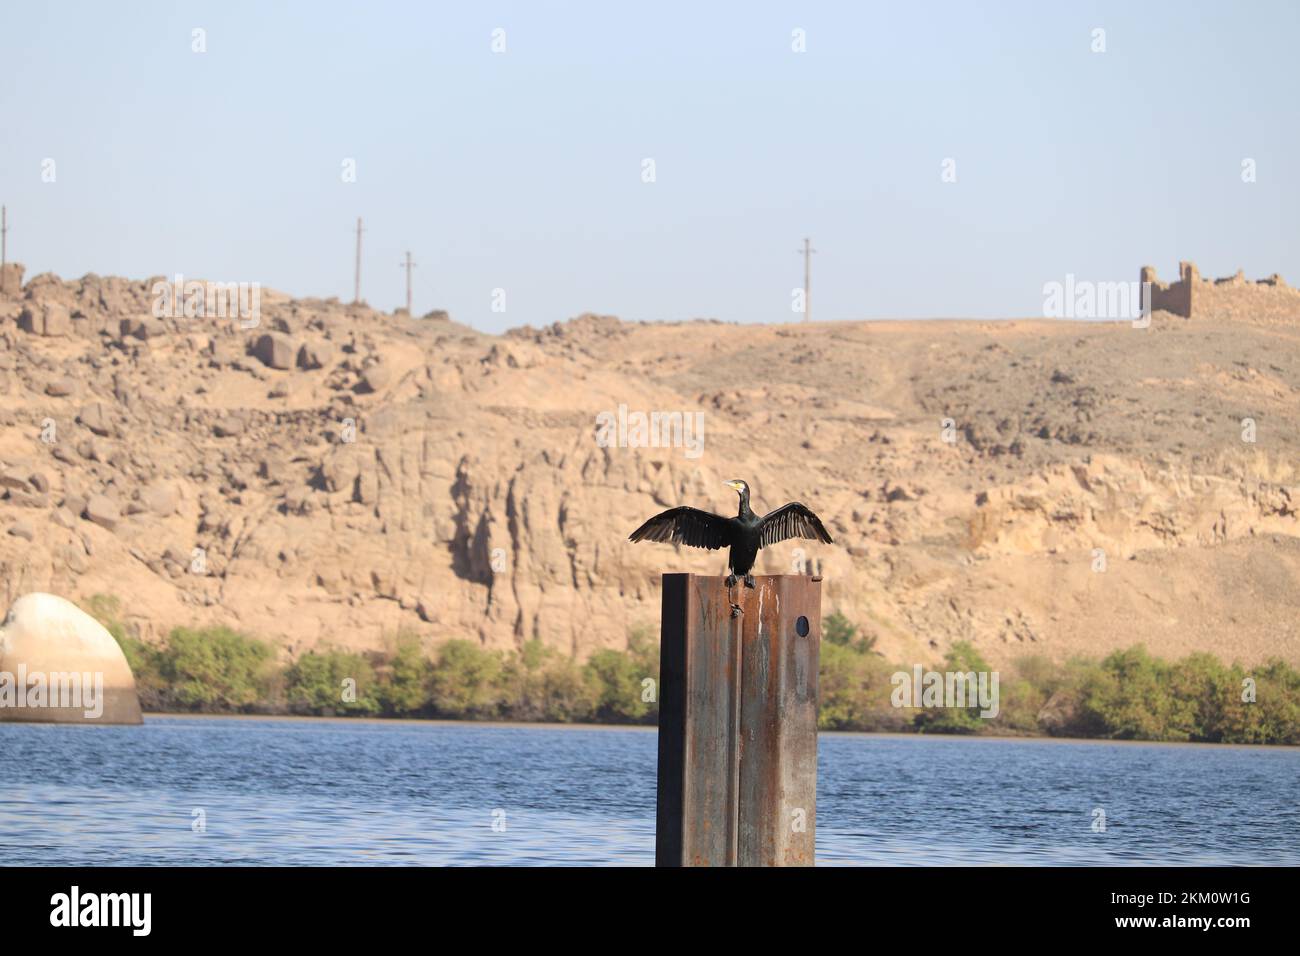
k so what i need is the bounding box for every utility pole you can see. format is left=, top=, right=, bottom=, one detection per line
left=399, top=250, right=416, bottom=314
left=798, top=237, right=816, bottom=322
left=1, top=206, right=7, bottom=275
left=353, top=217, right=364, bottom=304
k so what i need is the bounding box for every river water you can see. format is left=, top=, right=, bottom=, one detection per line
left=1, top=716, right=1295, bottom=865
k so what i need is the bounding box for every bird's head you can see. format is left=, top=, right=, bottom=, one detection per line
left=725, top=479, right=749, bottom=498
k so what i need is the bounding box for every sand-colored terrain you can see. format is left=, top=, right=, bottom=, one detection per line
left=1, top=267, right=1297, bottom=667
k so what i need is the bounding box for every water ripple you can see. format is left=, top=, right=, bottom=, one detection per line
left=0, top=718, right=1295, bottom=865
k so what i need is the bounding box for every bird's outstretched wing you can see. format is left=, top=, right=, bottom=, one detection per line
left=629, top=507, right=732, bottom=551
left=760, top=502, right=833, bottom=546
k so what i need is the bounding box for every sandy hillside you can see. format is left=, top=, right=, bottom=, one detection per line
left=1, top=269, right=1298, bottom=667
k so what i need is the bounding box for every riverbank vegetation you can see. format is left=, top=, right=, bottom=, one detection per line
left=88, top=596, right=1300, bottom=745
left=817, top=614, right=1300, bottom=744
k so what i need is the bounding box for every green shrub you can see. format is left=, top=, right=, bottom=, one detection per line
left=912, top=640, right=991, bottom=734
left=499, top=639, right=598, bottom=722
left=818, top=629, right=907, bottom=732
left=819, top=641, right=871, bottom=729
left=285, top=649, right=380, bottom=716
left=824, top=611, right=877, bottom=654
left=585, top=648, right=652, bottom=723
left=159, top=625, right=275, bottom=712
left=67, top=597, right=1300, bottom=745
left=499, top=639, right=558, bottom=721
left=1076, top=646, right=1190, bottom=741
left=539, top=653, right=600, bottom=722
left=824, top=612, right=856, bottom=647
left=430, top=639, right=504, bottom=719
left=995, top=668, right=1051, bottom=735
left=1165, top=652, right=1237, bottom=742
left=1236, top=659, right=1300, bottom=745
left=380, top=634, right=433, bottom=716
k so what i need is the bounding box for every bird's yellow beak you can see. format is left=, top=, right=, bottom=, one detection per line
left=725, top=480, right=744, bottom=492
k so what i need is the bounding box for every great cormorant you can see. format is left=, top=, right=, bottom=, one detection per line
left=628, top=479, right=833, bottom=587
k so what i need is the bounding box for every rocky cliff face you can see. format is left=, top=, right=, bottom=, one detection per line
left=1, top=269, right=1297, bottom=667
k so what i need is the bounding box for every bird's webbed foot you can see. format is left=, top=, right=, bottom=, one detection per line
left=725, top=573, right=738, bottom=588
left=744, top=574, right=755, bottom=589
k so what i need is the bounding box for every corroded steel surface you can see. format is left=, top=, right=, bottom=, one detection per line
left=656, top=574, right=821, bottom=866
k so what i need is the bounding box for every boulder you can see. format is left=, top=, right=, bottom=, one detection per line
left=77, top=402, right=113, bottom=436
left=357, top=469, right=379, bottom=504
left=62, top=546, right=89, bottom=575
left=61, top=494, right=88, bottom=520
left=252, top=332, right=298, bottom=370
left=0, top=470, right=28, bottom=492
left=0, top=593, right=143, bottom=724
left=359, top=362, right=392, bottom=393
left=321, top=449, right=360, bottom=494
left=5, top=488, right=48, bottom=509
left=213, top=415, right=246, bottom=438
left=119, top=316, right=168, bottom=341
left=297, top=340, right=335, bottom=370
left=17, top=303, right=71, bottom=337
left=83, top=493, right=121, bottom=531
left=45, top=376, right=77, bottom=398
left=139, top=481, right=180, bottom=517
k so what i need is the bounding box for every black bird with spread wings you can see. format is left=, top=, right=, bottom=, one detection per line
left=628, top=479, right=832, bottom=588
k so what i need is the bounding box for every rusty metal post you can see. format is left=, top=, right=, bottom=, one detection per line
left=655, top=573, right=821, bottom=866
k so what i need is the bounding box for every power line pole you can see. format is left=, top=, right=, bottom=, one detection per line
left=798, top=237, right=816, bottom=322
left=399, top=250, right=416, bottom=314
left=353, top=217, right=364, bottom=304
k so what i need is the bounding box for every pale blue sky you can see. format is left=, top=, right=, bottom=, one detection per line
left=1, top=1, right=1296, bottom=331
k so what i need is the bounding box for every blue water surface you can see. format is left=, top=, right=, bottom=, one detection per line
left=0, top=717, right=1295, bottom=865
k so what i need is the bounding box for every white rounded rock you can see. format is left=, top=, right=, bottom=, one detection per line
left=0, top=593, right=143, bottom=724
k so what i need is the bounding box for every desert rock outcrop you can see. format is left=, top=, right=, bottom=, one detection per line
left=0, top=264, right=1297, bottom=670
